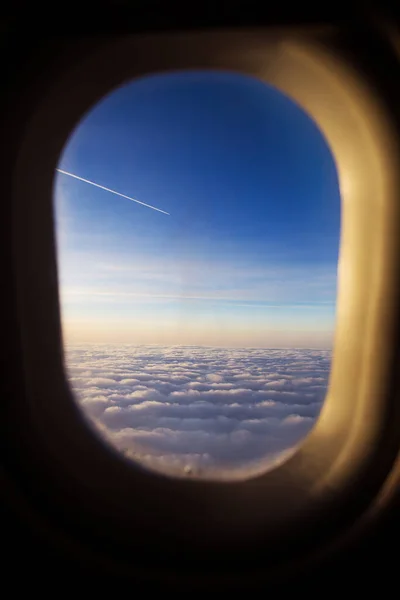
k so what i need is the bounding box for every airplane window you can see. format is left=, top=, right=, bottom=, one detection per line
left=53, top=70, right=340, bottom=479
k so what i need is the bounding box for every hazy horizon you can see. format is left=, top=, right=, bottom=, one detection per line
left=63, top=339, right=334, bottom=350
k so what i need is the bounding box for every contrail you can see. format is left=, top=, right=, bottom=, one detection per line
left=56, top=168, right=170, bottom=215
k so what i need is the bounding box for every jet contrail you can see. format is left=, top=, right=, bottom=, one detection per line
left=56, top=168, right=170, bottom=215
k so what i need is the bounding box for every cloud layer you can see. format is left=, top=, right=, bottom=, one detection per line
left=65, top=345, right=330, bottom=477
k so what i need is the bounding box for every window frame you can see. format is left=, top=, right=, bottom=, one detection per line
left=4, top=26, right=400, bottom=580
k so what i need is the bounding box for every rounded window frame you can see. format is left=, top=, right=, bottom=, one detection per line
left=9, top=28, right=400, bottom=574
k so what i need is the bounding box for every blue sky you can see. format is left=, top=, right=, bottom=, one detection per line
left=54, top=70, right=340, bottom=347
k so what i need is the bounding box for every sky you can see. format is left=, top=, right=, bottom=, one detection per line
left=54, top=69, right=340, bottom=348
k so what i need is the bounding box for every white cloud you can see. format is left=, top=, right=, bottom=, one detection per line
left=65, top=345, right=331, bottom=477
left=59, top=250, right=337, bottom=308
